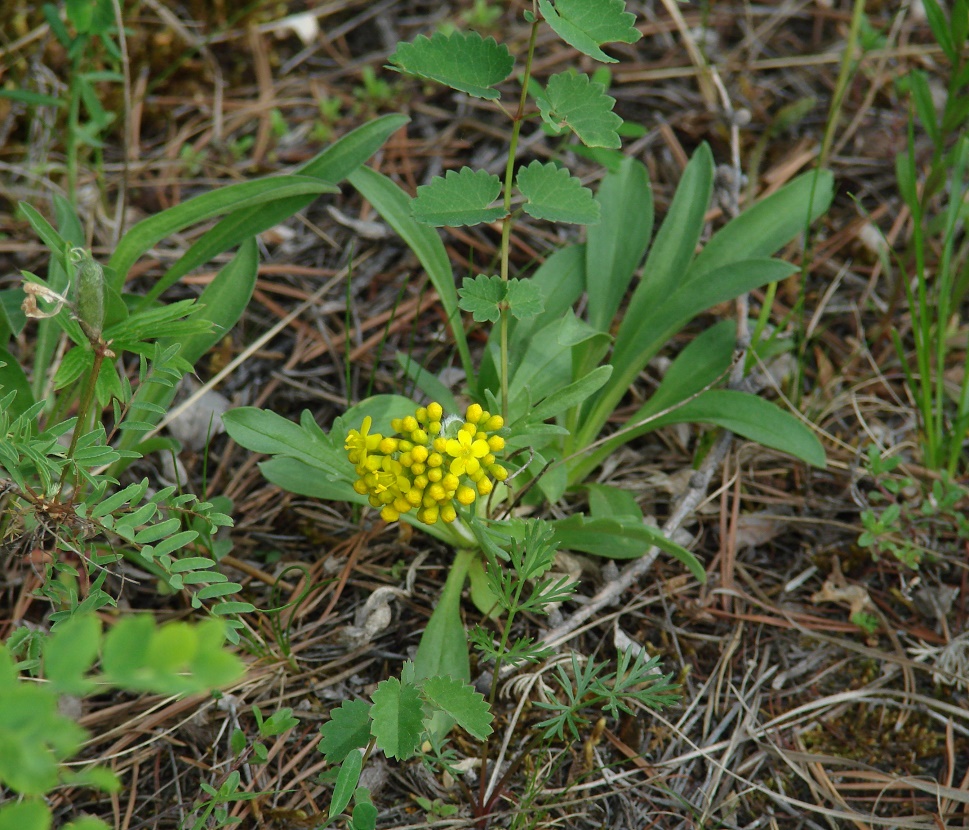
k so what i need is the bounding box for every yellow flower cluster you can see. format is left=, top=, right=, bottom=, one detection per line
left=345, top=402, right=508, bottom=524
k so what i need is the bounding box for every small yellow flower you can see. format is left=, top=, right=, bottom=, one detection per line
left=445, top=429, right=489, bottom=476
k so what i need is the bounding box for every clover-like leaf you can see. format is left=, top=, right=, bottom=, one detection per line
left=412, top=167, right=504, bottom=227
left=369, top=677, right=424, bottom=761
left=505, top=279, right=544, bottom=319
left=538, top=73, right=623, bottom=149
left=389, top=31, right=514, bottom=100
left=421, top=675, right=494, bottom=741
left=517, top=161, right=600, bottom=224
left=538, top=0, right=642, bottom=63
left=459, top=274, right=505, bottom=323
left=318, top=699, right=372, bottom=764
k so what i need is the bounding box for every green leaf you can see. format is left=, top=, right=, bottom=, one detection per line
left=524, top=364, right=613, bottom=423
left=369, top=677, right=425, bottom=760
left=585, top=157, right=652, bottom=332
left=412, top=167, right=504, bottom=227
left=586, top=482, right=643, bottom=520
left=459, top=274, right=505, bottom=323
left=516, top=161, right=600, bottom=224
left=414, top=549, right=472, bottom=683
left=347, top=166, right=474, bottom=384
left=138, top=114, right=408, bottom=306
left=0, top=800, right=51, bottom=830
left=551, top=514, right=706, bottom=581
left=350, top=797, right=378, bottom=830
left=539, top=0, right=641, bottom=63
left=457, top=275, right=544, bottom=323
left=0, top=89, right=64, bottom=107
left=108, top=176, right=338, bottom=288
left=0, top=347, right=34, bottom=420
left=420, top=675, right=493, bottom=740
left=330, top=750, right=362, bottom=818
left=318, top=699, right=373, bottom=764
left=43, top=613, right=101, bottom=695
left=538, top=73, right=622, bottom=148
left=389, top=31, right=514, bottom=100
left=647, top=389, right=827, bottom=468
left=505, top=279, right=543, bottom=320
left=689, top=169, right=834, bottom=282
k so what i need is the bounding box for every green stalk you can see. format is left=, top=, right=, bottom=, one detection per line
left=496, top=18, right=540, bottom=422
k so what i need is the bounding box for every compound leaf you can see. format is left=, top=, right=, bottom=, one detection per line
left=412, top=167, right=504, bottom=227
left=505, top=279, right=543, bottom=320
left=389, top=31, right=513, bottom=100
left=517, top=161, right=600, bottom=224
left=421, top=675, right=493, bottom=741
left=369, top=677, right=424, bottom=761
left=538, top=73, right=622, bottom=149
left=539, top=0, right=641, bottom=63
left=318, top=699, right=373, bottom=764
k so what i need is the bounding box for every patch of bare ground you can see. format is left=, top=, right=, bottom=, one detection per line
left=1, top=1, right=967, bottom=828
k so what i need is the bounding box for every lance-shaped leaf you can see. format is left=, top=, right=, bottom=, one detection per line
left=517, top=161, right=601, bottom=224
left=538, top=73, right=622, bottom=149
left=412, top=167, right=504, bottom=227
left=538, top=0, right=642, bottom=63
left=389, top=31, right=514, bottom=100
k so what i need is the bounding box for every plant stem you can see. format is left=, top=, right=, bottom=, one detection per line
left=496, top=18, right=540, bottom=422
left=61, top=338, right=109, bottom=489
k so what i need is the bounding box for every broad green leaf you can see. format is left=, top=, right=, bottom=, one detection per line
left=414, top=549, right=472, bottom=682
left=140, top=114, right=408, bottom=305
left=524, top=364, right=612, bottom=423
left=576, top=258, right=794, bottom=456
left=551, top=514, right=706, bottom=580
left=348, top=166, right=474, bottom=384
left=115, top=239, right=259, bottom=456
left=412, top=167, right=504, bottom=227
left=539, top=0, right=641, bottom=63
left=459, top=274, right=505, bottom=322
left=330, top=750, right=362, bottom=818
left=369, top=677, right=424, bottom=760
left=43, top=613, right=102, bottom=695
left=0, top=347, right=34, bottom=420
left=0, top=800, right=52, bottom=830
left=350, top=797, right=378, bottom=830
left=222, top=407, right=348, bottom=480
left=389, top=31, right=514, bottom=100
left=538, top=73, right=622, bottom=148
left=586, top=482, right=643, bottom=520
left=318, top=699, right=373, bottom=764
left=505, top=279, right=543, bottom=320
left=421, top=675, right=493, bottom=740
left=647, top=389, right=827, bottom=468
left=585, top=157, right=653, bottom=332
left=457, top=275, right=540, bottom=323
left=571, top=320, right=736, bottom=483
left=108, top=176, right=337, bottom=288
left=689, top=169, right=834, bottom=282
left=517, top=161, right=600, bottom=224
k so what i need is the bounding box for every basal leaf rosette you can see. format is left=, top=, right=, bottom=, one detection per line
left=345, top=402, right=507, bottom=524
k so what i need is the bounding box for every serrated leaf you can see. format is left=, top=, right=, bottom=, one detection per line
left=540, top=73, right=621, bottom=150
left=318, top=699, right=373, bottom=764
left=389, top=31, right=514, bottom=100
left=517, top=161, right=601, bottom=223
left=459, top=274, right=505, bottom=323
left=539, top=0, right=641, bottom=63
left=369, top=677, right=425, bottom=760
left=505, top=279, right=543, bottom=320
left=420, top=675, right=493, bottom=740
left=412, top=168, right=504, bottom=227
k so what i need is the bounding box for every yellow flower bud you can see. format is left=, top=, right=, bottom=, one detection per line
left=440, top=503, right=457, bottom=523
left=427, top=402, right=443, bottom=421
left=456, top=485, right=476, bottom=506
left=379, top=437, right=398, bottom=455
left=477, top=477, right=493, bottom=496
left=483, top=414, right=504, bottom=431
left=380, top=505, right=400, bottom=522
left=465, top=403, right=483, bottom=424
left=488, top=435, right=505, bottom=452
